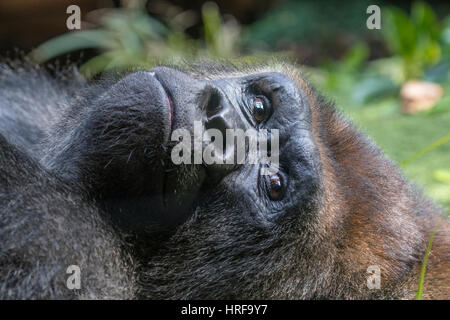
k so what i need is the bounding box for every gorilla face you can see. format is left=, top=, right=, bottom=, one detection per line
left=44, top=65, right=323, bottom=238
left=151, top=67, right=323, bottom=227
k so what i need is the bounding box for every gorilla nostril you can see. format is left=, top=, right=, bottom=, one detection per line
left=205, top=117, right=226, bottom=132
left=205, top=117, right=228, bottom=153
left=205, top=89, right=222, bottom=119
left=204, top=88, right=230, bottom=154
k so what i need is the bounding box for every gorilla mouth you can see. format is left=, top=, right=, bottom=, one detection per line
left=144, top=70, right=207, bottom=226
left=150, top=72, right=177, bottom=206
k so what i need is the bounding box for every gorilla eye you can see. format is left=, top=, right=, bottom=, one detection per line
left=268, top=174, right=283, bottom=201
left=252, top=96, right=270, bottom=123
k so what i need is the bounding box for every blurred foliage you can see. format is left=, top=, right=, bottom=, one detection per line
left=243, top=0, right=375, bottom=51
left=305, top=2, right=450, bottom=213
left=30, top=1, right=243, bottom=77
left=310, top=2, right=450, bottom=105
left=382, top=1, right=450, bottom=82
left=400, top=133, right=450, bottom=167
left=202, top=2, right=241, bottom=58
left=434, top=169, right=450, bottom=184
left=307, top=43, right=399, bottom=105
left=416, top=228, right=437, bottom=300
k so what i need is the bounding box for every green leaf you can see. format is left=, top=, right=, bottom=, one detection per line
left=383, top=7, right=417, bottom=58
left=412, top=1, right=440, bottom=40
left=416, top=229, right=437, bottom=300
left=401, top=132, right=450, bottom=166
left=340, top=43, right=369, bottom=72
left=352, top=75, right=398, bottom=103
left=424, top=95, right=450, bottom=115
left=433, top=169, right=450, bottom=183
left=79, top=53, right=114, bottom=78
left=30, top=30, right=112, bottom=62
left=202, top=2, right=222, bottom=55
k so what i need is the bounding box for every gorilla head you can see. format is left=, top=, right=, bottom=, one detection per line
left=42, top=65, right=322, bottom=236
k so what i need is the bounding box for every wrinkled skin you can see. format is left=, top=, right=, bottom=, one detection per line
left=0, top=62, right=448, bottom=299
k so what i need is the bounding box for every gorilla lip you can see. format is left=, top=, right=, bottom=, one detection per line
left=149, top=71, right=175, bottom=208
left=150, top=71, right=175, bottom=132
left=167, top=95, right=174, bottom=128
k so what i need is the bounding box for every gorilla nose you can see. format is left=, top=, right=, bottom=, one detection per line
left=202, top=87, right=240, bottom=180
left=204, top=88, right=232, bottom=147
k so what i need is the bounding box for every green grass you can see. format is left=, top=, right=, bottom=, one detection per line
left=328, top=94, right=450, bottom=213
left=416, top=229, right=437, bottom=300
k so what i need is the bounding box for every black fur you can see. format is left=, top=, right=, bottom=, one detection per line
left=0, top=134, right=135, bottom=299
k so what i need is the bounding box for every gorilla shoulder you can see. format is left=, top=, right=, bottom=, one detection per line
left=0, top=134, right=135, bottom=299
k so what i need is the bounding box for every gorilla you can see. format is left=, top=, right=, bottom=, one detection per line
left=0, top=61, right=448, bottom=299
